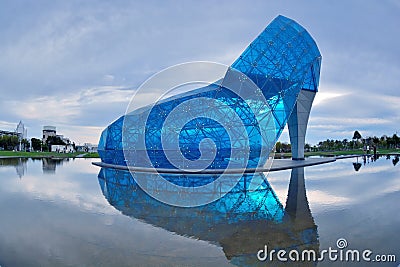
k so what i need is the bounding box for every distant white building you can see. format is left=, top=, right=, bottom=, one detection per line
left=76, top=143, right=98, bottom=153
left=16, top=121, right=27, bottom=140
left=84, top=143, right=98, bottom=152
left=51, top=144, right=75, bottom=153
left=0, top=130, right=19, bottom=138
left=43, top=126, right=57, bottom=142
left=15, top=121, right=29, bottom=151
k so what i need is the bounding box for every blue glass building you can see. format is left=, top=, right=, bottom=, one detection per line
left=98, top=15, right=321, bottom=169
left=97, top=167, right=318, bottom=265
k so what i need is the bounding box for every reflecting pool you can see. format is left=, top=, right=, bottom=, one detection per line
left=0, top=156, right=398, bottom=266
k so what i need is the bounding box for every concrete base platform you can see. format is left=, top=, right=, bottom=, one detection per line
left=92, top=157, right=336, bottom=174
left=269, top=157, right=336, bottom=171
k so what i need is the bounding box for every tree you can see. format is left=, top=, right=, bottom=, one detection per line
left=275, top=142, right=282, bottom=153
left=45, top=136, right=66, bottom=151
left=372, top=136, right=380, bottom=146
left=353, top=131, right=362, bottom=141
left=21, top=138, right=30, bottom=151
left=46, top=136, right=66, bottom=146
left=352, top=131, right=362, bottom=149
left=282, top=142, right=291, bottom=152
left=393, top=134, right=399, bottom=148
left=31, top=138, right=42, bottom=151
left=342, top=139, right=348, bottom=150
left=0, top=135, right=19, bottom=150
left=304, top=143, right=311, bottom=152
left=353, top=162, right=362, bottom=172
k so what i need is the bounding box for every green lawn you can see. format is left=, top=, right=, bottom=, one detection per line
left=82, top=152, right=100, bottom=158
left=276, top=148, right=399, bottom=158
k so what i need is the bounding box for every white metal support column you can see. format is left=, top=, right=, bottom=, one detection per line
left=288, top=90, right=316, bottom=160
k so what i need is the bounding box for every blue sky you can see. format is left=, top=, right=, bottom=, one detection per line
left=0, top=0, right=399, bottom=145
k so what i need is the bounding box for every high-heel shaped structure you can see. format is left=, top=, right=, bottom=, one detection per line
left=97, top=166, right=318, bottom=265
left=98, top=15, right=321, bottom=169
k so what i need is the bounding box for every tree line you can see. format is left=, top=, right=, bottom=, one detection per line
left=0, top=135, right=29, bottom=150
left=31, top=136, right=70, bottom=152
left=0, top=135, right=72, bottom=152
left=275, top=131, right=399, bottom=153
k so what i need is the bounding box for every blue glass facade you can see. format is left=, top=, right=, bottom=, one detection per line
left=98, top=168, right=284, bottom=223
left=98, top=15, right=321, bottom=169
left=97, top=166, right=318, bottom=265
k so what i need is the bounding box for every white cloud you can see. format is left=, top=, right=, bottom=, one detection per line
left=310, top=117, right=393, bottom=127
left=0, top=120, right=18, bottom=131
left=313, top=92, right=346, bottom=106
left=4, top=86, right=132, bottom=123
left=0, top=86, right=134, bottom=143
left=55, top=125, right=105, bottom=145
left=6, top=96, right=80, bottom=123
left=103, top=74, right=115, bottom=83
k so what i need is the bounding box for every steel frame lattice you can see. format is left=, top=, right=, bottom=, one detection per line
left=98, top=15, right=321, bottom=169
left=98, top=168, right=284, bottom=224
left=96, top=165, right=318, bottom=265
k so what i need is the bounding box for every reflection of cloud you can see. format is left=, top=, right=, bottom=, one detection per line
left=306, top=159, right=394, bottom=180
left=0, top=158, right=228, bottom=266
left=307, top=190, right=351, bottom=206
left=305, top=159, right=400, bottom=211
left=269, top=158, right=399, bottom=214
left=2, top=159, right=114, bottom=215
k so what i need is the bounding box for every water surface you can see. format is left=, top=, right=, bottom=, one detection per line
left=0, top=156, right=398, bottom=266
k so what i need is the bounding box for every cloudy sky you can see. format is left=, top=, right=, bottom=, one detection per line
left=0, top=0, right=399, bottom=145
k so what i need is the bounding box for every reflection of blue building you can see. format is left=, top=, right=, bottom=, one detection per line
left=98, top=167, right=318, bottom=266
left=99, top=15, right=321, bottom=168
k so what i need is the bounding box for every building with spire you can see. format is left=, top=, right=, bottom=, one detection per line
left=16, top=121, right=27, bottom=140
